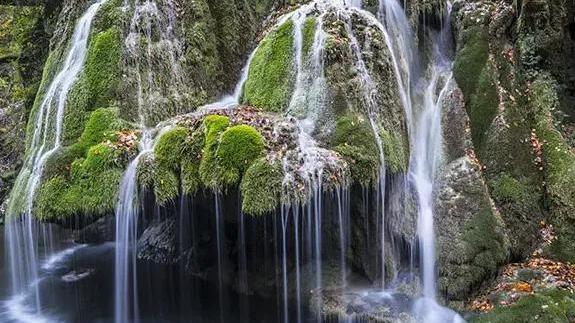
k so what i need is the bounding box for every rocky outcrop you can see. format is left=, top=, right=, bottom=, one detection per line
left=451, top=0, right=575, bottom=265
left=435, top=155, right=509, bottom=300
left=437, top=80, right=511, bottom=300
left=0, top=3, right=60, bottom=218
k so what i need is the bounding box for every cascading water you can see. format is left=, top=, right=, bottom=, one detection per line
left=3, top=0, right=107, bottom=318
left=124, top=0, right=187, bottom=124
left=115, top=1, right=187, bottom=321
left=114, top=131, right=153, bottom=323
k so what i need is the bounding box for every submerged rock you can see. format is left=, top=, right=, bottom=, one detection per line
left=137, top=217, right=178, bottom=264
left=312, top=288, right=416, bottom=323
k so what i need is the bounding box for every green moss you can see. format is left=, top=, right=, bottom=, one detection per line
left=332, top=115, right=379, bottom=185
left=81, top=143, right=119, bottom=173
left=35, top=158, right=124, bottom=221
left=240, top=158, right=283, bottom=216
left=63, top=27, right=121, bottom=144
left=76, top=107, right=121, bottom=152
left=92, top=0, right=124, bottom=33
left=462, top=208, right=508, bottom=286
left=199, top=115, right=230, bottom=189
left=150, top=126, right=196, bottom=204
left=453, top=27, right=498, bottom=148
left=33, top=106, right=127, bottom=220
left=468, top=66, right=499, bottom=148
left=181, top=127, right=205, bottom=194
left=471, top=289, right=575, bottom=323
left=62, top=77, right=90, bottom=145
left=491, top=174, right=528, bottom=202
left=215, top=125, right=265, bottom=186
left=35, top=176, right=73, bottom=220
left=380, top=127, right=408, bottom=174
left=530, top=77, right=575, bottom=262
left=155, top=127, right=190, bottom=170
left=302, top=17, right=317, bottom=57
left=83, top=27, right=121, bottom=109
left=453, top=27, right=489, bottom=97
left=153, top=166, right=180, bottom=206
left=42, top=144, right=85, bottom=179
left=242, top=20, right=295, bottom=112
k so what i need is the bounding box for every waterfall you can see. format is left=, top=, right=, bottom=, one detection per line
left=114, top=1, right=187, bottom=321
left=344, top=14, right=389, bottom=286
left=3, top=0, right=107, bottom=316
left=214, top=192, right=226, bottom=323
left=124, top=0, right=187, bottom=125
left=114, top=131, right=153, bottom=323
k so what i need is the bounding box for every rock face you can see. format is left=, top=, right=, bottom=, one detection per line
left=137, top=217, right=178, bottom=264
left=435, top=156, right=509, bottom=300
left=0, top=3, right=57, bottom=217
left=451, top=0, right=575, bottom=265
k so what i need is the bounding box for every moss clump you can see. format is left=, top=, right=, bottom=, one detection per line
left=215, top=125, right=265, bottom=186
left=380, top=127, right=408, bottom=174
left=93, top=0, right=124, bottom=33
left=153, top=166, right=180, bottom=206
left=76, top=107, right=122, bottom=152
left=199, top=115, right=230, bottom=189
left=242, top=20, right=295, bottom=112
left=491, top=174, right=528, bottom=202
left=463, top=208, right=508, bottom=274
left=35, top=143, right=125, bottom=221
left=33, top=107, right=128, bottom=220
left=149, top=126, right=194, bottom=204
left=81, top=143, right=120, bottom=173
left=155, top=127, right=190, bottom=170
left=453, top=27, right=498, bottom=148
left=181, top=127, right=206, bottom=194
left=471, top=289, right=575, bottom=323
left=63, top=27, right=122, bottom=144
left=441, top=206, right=509, bottom=299
left=453, top=27, right=489, bottom=97
left=35, top=176, right=72, bottom=220
left=529, top=77, right=575, bottom=262
left=332, top=115, right=379, bottom=185
left=84, top=27, right=121, bottom=109
left=241, top=158, right=283, bottom=216
left=468, top=67, right=499, bottom=148
left=302, top=17, right=317, bottom=57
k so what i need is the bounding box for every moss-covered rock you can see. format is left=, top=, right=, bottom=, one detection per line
left=35, top=141, right=126, bottom=221
left=436, top=156, right=509, bottom=300
left=215, top=124, right=265, bottom=186
left=199, top=115, right=230, bottom=189
left=32, top=105, right=130, bottom=221
left=453, top=25, right=496, bottom=149
left=529, top=77, right=575, bottom=262
left=0, top=5, right=49, bottom=209
left=242, top=20, right=295, bottom=112
left=240, top=158, right=283, bottom=216
left=332, top=115, right=379, bottom=186
left=155, top=127, right=190, bottom=171
left=471, top=289, right=575, bottom=323
left=63, top=27, right=121, bottom=144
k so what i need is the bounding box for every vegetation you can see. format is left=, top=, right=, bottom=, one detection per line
left=332, top=115, right=379, bottom=186
left=453, top=27, right=498, bottom=148
left=240, top=158, right=283, bottom=215
left=242, top=20, right=295, bottom=112
left=472, top=289, right=575, bottom=323
left=529, top=77, right=575, bottom=262
left=215, top=125, right=265, bottom=186
left=302, top=17, right=317, bottom=57
left=199, top=115, right=230, bottom=189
